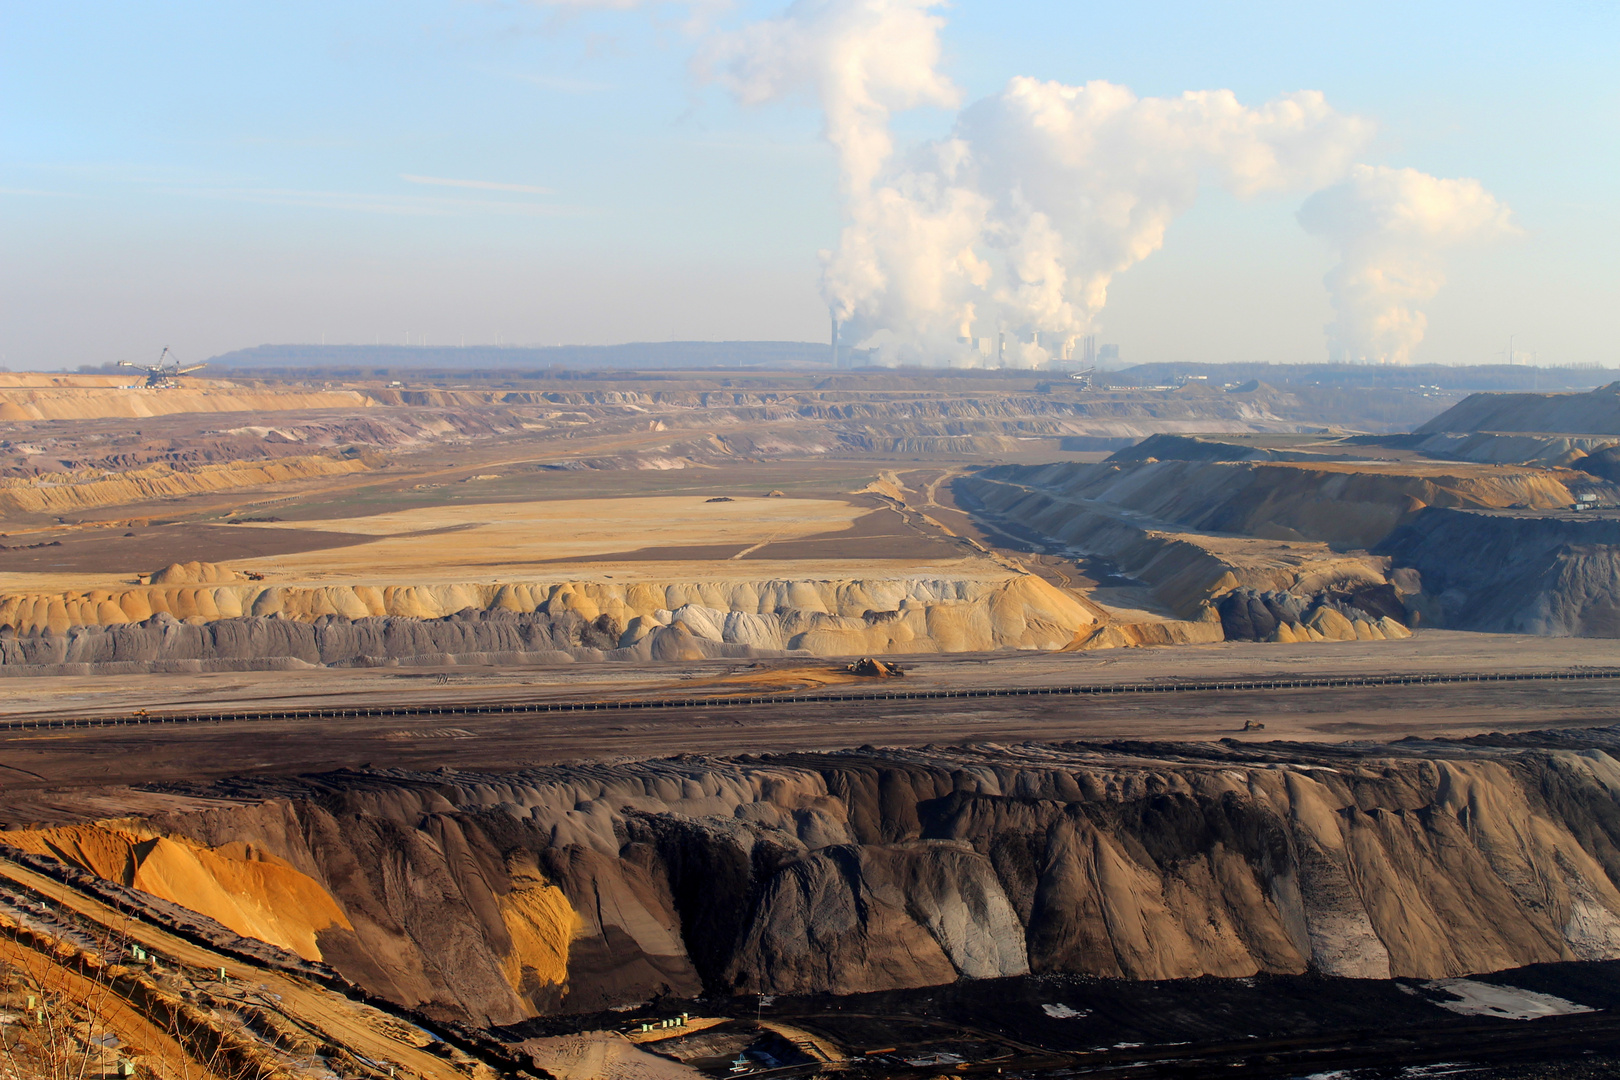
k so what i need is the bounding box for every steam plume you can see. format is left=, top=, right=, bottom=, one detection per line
left=713, top=1, right=1371, bottom=367
left=713, top=0, right=958, bottom=197
left=1298, top=165, right=1515, bottom=364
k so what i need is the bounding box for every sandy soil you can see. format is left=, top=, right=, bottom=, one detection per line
left=4, top=493, right=997, bottom=595
left=0, top=522, right=370, bottom=575
left=518, top=1032, right=705, bottom=1080
left=0, top=931, right=232, bottom=1080
left=235, top=493, right=866, bottom=574
left=548, top=500, right=969, bottom=564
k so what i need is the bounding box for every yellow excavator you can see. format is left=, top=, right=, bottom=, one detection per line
left=119, top=347, right=205, bottom=389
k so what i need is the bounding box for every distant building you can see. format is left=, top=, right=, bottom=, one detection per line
left=1098, top=344, right=1119, bottom=362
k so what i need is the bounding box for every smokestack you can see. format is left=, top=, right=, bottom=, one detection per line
left=830, top=309, right=841, bottom=369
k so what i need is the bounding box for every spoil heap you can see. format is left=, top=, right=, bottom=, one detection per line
left=1418, top=381, right=1620, bottom=436
left=0, top=573, right=1100, bottom=672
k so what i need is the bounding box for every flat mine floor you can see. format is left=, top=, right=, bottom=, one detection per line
left=0, top=630, right=1615, bottom=824
left=510, top=962, right=1620, bottom=1078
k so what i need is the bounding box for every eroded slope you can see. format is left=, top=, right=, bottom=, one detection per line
left=10, top=736, right=1620, bottom=1025
left=963, top=456, right=1620, bottom=638
left=1418, top=382, right=1620, bottom=436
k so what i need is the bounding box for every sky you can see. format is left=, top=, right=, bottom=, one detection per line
left=2, top=1, right=1616, bottom=369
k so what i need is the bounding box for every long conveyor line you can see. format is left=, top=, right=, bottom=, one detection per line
left=3, top=667, right=1618, bottom=730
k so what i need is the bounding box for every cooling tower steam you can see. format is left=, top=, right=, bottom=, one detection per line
left=892, top=78, right=1371, bottom=367
left=1298, top=165, right=1516, bottom=365
left=705, top=1, right=1513, bottom=368
left=713, top=0, right=958, bottom=198
left=713, top=0, right=1372, bottom=368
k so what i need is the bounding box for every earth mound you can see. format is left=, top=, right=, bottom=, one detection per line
left=1417, top=382, right=1620, bottom=435
left=147, top=560, right=244, bottom=585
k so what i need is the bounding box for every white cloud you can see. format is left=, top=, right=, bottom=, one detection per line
left=705, top=0, right=958, bottom=197
left=549, top=0, right=1503, bottom=369
left=708, top=0, right=1371, bottom=367
left=826, top=78, right=1369, bottom=366
left=1299, top=165, right=1516, bottom=364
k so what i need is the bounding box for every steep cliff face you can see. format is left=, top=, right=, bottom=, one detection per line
left=957, top=469, right=1394, bottom=621
left=1378, top=508, right=1620, bottom=636
left=14, top=738, right=1620, bottom=1025
left=963, top=459, right=1620, bottom=638
left=1216, top=586, right=1412, bottom=644
left=0, top=572, right=1097, bottom=671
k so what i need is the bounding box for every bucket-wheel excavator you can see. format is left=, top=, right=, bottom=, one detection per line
left=118, top=347, right=205, bottom=388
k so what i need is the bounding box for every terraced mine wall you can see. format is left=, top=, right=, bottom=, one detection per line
left=1417, top=381, right=1620, bottom=436
left=1378, top=508, right=1620, bottom=636
left=957, top=467, right=1398, bottom=625
left=962, top=459, right=1620, bottom=638
left=1392, top=431, right=1620, bottom=471
left=12, top=739, right=1620, bottom=1025
left=1130, top=431, right=1620, bottom=477
left=357, top=382, right=1429, bottom=440
left=972, top=458, right=1582, bottom=550
left=0, top=382, right=374, bottom=421
left=0, top=573, right=1098, bottom=671
left=0, top=451, right=376, bottom=515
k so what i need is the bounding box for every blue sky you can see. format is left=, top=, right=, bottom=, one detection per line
left=3, top=1, right=1616, bottom=368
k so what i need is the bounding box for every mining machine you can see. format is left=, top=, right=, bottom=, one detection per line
left=119, top=347, right=205, bottom=389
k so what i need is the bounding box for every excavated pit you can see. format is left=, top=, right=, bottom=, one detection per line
left=11, top=734, right=1620, bottom=1029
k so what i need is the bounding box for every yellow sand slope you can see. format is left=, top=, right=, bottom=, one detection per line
left=0, top=569, right=1100, bottom=654
left=0, top=495, right=1106, bottom=654
left=0, top=376, right=373, bottom=421
left=5, top=822, right=351, bottom=960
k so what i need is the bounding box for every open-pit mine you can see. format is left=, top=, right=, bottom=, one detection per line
left=3, top=362, right=1620, bottom=1079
